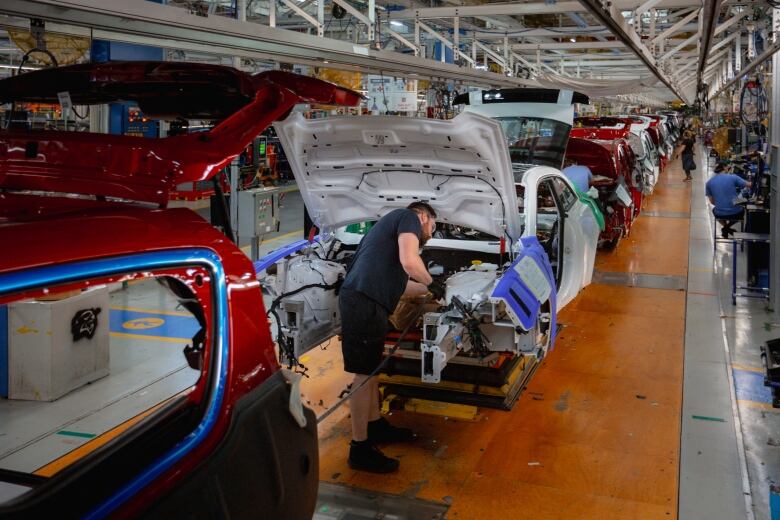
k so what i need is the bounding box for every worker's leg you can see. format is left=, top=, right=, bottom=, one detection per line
left=349, top=374, right=373, bottom=441
left=340, top=289, right=399, bottom=473
left=368, top=376, right=381, bottom=422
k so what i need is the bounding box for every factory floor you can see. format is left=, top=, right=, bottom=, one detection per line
left=302, top=166, right=689, bottom=518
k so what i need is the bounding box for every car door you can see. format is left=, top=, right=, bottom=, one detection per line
left=549, top=176, right=598, bottom=307
left=522, top=170, right=598, bottom=310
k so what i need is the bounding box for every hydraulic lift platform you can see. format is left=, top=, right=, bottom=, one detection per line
left=378, top=336, right=540, bottom=411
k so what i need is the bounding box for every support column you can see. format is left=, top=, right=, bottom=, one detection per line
left=727, top=46, right=733, bottom=79
left=770, top=8, right=780, bottom=316
left=503, top=35, right=509, bottom=74
left=415, top=19, right=421, bottom=56
left=536, top=47, right=541, bottom=75
left=735, top=33, right=741, bottom=72
left=454, top=16, right=460, bottom=64
left=649, top=8, right=656, bottom=40
left=231, top=0, right=247, bottom=238
left=368, top=0, right=375, bottom=43
left=317, top=0, right=324, bottom=36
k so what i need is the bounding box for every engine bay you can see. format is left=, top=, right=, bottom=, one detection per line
left=259, top=228, right=555, bottom=384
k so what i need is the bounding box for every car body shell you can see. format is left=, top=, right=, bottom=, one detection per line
left=0, top=62, right=361, bottom=518
left=565, top=136, right=639, bottom=247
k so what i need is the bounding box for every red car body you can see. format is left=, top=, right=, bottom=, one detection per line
left=0, top=62, right=361, bottom=518
left=570, top=119, right=644, bottom=214
left=565, top=134, right=640, bottom=249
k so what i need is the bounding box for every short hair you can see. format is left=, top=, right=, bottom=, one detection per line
left=407, top=201, right=437, bottom=219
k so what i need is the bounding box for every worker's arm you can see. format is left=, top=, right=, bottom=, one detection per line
left=707, top=196, right=715, bottom=205
left=402, top=280, right=430, bottom=298
left=398, top=232, right=433, bottom=286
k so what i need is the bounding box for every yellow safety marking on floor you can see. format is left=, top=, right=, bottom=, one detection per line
left=109, top=332, right=191, bottom=344
left=690, top=267, right=715, bottom=273
left=110, top=305, right=192, bottom=318
left=33, top=400, right=169, bottom=477
left=732, top=363, right=764, bottom=374
left=737, top=400, right=780, bottom=412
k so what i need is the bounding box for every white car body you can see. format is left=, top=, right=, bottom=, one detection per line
left=258, top=108, right=597, bottom=383
left=617, top=115, right=661, bottom=194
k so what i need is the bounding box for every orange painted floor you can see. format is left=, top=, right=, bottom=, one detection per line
left=302, top=159, right=692, bottom=519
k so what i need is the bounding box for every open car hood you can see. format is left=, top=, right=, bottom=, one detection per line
left=275, top=112, right=522, bottom=240
left=565, top=137, right=618, bottom=179
left=0, top=62, right=362, bottom=206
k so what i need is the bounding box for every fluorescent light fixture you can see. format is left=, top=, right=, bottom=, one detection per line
left=570, top=38, right=576, bottom=43
left=390, top=20, right=404, bottom=27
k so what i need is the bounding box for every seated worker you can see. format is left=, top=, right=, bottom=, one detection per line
left=562, top=158, right=593, bottom=194
left=705, top=165, right=751, bottom=238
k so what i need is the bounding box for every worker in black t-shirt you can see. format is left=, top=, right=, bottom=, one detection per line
left=679, top=130, right=696, bottom=181
left=339, top=201, right=442, bottom=473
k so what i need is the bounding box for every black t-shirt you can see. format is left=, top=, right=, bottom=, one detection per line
left=682, top=138, right=695, bottom=155
left=341, top=208, right=422, bottom=312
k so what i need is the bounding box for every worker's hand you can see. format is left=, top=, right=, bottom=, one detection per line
left=427, top=281, right=446, bottom=301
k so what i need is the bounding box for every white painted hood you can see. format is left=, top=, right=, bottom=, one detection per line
left=274, top=112, right=522, bottom=240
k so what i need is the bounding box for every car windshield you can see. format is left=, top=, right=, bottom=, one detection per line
left=494, top=117, right=571, bottom=169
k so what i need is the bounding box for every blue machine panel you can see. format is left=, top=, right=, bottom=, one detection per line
left=491, top=236, right=558, bottom=349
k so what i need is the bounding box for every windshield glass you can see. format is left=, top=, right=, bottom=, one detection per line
left=494, top=116, right=571, bottom=169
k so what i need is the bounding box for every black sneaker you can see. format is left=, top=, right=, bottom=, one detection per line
left=367, top=417, right=416, bottom=443
left=348, top=440, right=399, bottom=473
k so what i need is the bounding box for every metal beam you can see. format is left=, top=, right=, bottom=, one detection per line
left=511, top=40, right=625, bottom=50
left=389, top=0, right=702, bottom=20
left=576, top=0, right=687, bottom=101
left=714, top=9, right=748, bottom=37
left=713, top=37, right=780, bottom=97
left=384, top=27, right=417, bottom=54
left=650, top=8, right=698, bottom=44
left=558, top=59, right=644, bottom=66
left=710, top=30, right=740, bottom=56
left=277, top=0, right=320, bottom=32
left=0, top=0, right=524, bottom=87
left=674, top=56, right=698, bottom=77
left=635, top=0, right=665, bottom=18
left=659, top=31, right=699, bottom=61
left=705, top=46, right=730, bottom=67
left=696, top=0, right=723, bottom=87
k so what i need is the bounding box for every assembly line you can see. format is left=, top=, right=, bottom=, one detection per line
left=1, top=1, right=780, bottom=518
